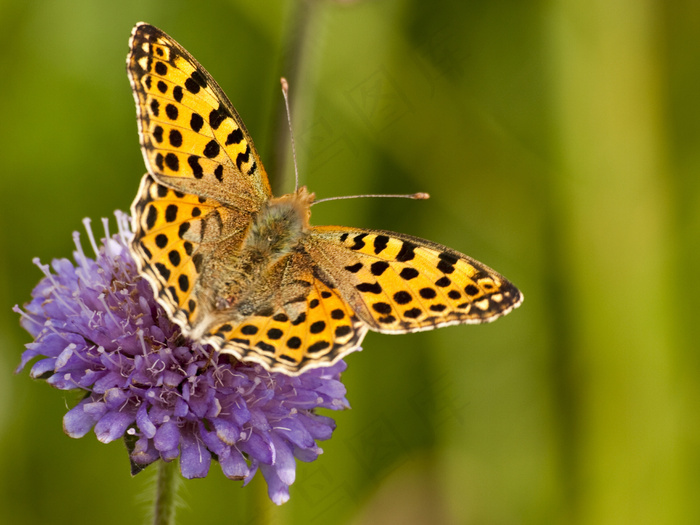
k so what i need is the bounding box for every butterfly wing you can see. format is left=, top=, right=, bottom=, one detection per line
left=306, top=226, right=523, bottom=333
left=201, top=255, right=369, bottom=375
left=127, top=23, right=271, bottom=208
left=127, top=23, right=274, bottom=339
left=131, top=174, right=255, bottom=333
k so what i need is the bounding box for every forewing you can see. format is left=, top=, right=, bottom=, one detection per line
left=307, top=226, right=523, bottom=333
left=127, top=22, right=271, bottom=208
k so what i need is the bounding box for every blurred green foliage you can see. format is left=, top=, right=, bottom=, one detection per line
left=1, top=0, right=699, bottom=524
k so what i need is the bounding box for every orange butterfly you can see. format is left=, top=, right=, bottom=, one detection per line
left=127, top=23, right=522, bottom=375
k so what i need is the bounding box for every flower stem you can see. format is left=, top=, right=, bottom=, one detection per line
left=153, top=460, right=178, bottom=525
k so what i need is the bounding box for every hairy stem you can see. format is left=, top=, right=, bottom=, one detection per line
left=153, top=460, right=178, bottom=525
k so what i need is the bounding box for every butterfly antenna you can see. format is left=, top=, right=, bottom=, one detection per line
left=313, top=192, right=430, bottom=205
left=281, top=77, right=300, bottom=191
left=281, top=78, right=429, bottom=204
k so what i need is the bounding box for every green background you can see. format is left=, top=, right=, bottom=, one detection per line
left=1, top=0, right=699, bottom=524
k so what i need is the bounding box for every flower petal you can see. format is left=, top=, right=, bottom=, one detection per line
left=63, top=400, right=100, bottom=438
left=130, top=434, right=159, bottom=466
left=239, top=429, right=274, bottom=465
left=219, top=448, right=250, bottom=480
left=136, top=402, right=157, bottom=439
left=94, top=409, right=135, bottom=443
left=269, top=433, right=296, bottom=486
left=154, top=419, right=180, bottom=455
left=211, top=417, right=240, bottom=445
left=260, top=463, right=290, bottom=505
left=179, top=430, right=211, bottom=479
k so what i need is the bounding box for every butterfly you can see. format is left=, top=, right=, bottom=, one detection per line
left=126, top=23, right=523, bottom=376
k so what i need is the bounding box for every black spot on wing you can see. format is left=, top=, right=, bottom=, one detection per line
left=419, top=288, right=437, bottom=299
left=165, top=104, right=178, bottom=120
left=169, top=129, right=182, bottom=147
left=399, top=267, right=419, bottom=280
left=370, top=261, right=389, bottom=276
left=190, top=113, right=204, bottom=132
left=437, top=252, right=458, bottom=274
left=350, top=233, right=367, bottom=250
left=209, top=106, right=227, bottom=130
left=404, top=308, right=422, bottom=319
left=155, top=234, right=168, bottom=248
left=241, top=325, right=258, bottom=335
left=168, top=250, right=181, bottom=266
left=373, top=235, right=389, bottom=254
left=435, top=276, right=451, bottom=287
left=203, top=140, right=220, bottom=158
left=185, top=69, right=207, bottom=94
left=393, top=291, right=412, bottom=304
left=308, top=341, right=330, bottom=354
left=396, top=241, right=417, bottom=262
left=155, top=262, right=170, bottom=281
left=356, top=282, right=382, bottom=294
left=146, top=205, right=158, bottom=229
left=465, top=284, right=479, bottom=296
left=164, top=153, right=179, bottom=172
left=310, top=321, right=326, bottom=334
left=247, top=161, right=257, bottom=176
left=188, top=155, right=204, bottom=178
left=344, top=263, right=363, bottom=274
left=286, top=336, right=301, bottom=349
left=335, top=325, right=351, bottom=337
left=267, top=328, right=283, bottom=340
left=256, top=341, right=275, bottom=354
left=235, top=145, right=251, bottom=171
left=372, top=302, right=392, bottom=314
left=165, top=204, right=178, bottom=222
left=178, top=274, right=189, bottom=292
left=226, top=128, right=244, bottom=145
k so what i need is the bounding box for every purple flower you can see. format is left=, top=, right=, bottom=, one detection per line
left=14, top=212, right=350, bottom=505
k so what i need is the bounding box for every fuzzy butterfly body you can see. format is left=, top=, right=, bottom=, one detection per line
left=127, top=23, right=522, bottom=375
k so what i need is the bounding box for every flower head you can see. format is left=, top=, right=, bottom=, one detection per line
left=15, top=212, right=350, bottom=505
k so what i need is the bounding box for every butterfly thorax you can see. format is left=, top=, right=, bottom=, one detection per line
left=244, top=187, right=314, bottom=262
left=189, top=186, right=316, bottom=331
